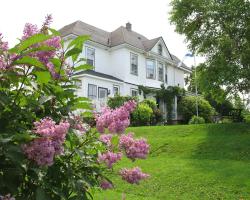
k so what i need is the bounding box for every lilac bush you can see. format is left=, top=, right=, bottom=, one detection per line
left=0, top=15, right=150, bottom=199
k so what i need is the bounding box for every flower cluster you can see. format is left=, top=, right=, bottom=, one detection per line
left=96, top=100, right=137, bottom=134
left=100, top=180, right=113, bottom=190
left=70, top=115, right=86, bottom=132
left=23, top=117, right=70, bottom=166
left=99, top=134, right=113, bottom=147
left=98, top=151, right=122, bottom=168
left=0, top=33, right=8, bottom=70
left=119, top=133, right=149, bottom=160
left=120, top=167, right=149, bottom=184
left=21, top=16, right=62, bottom=78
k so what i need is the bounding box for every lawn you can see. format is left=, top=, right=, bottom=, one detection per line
left=93, top=123, right=250, bottom=200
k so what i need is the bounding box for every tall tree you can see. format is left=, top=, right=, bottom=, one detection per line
left=170, top=0, right=250, bottom=94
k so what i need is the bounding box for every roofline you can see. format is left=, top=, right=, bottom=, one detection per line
left=73, top=73, right=124, bottom=84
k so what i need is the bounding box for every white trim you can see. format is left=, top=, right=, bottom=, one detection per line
left=74, top=73, right=123, bottom=84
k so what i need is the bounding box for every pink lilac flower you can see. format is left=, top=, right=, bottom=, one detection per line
left=99, top=134, right=113, bottom=147
left=119, top=167, right=149, bottom=184
left=22, top=23, right=39, bottom=40
left=96, top=100, right=137, bottom=134
left=23, top=118, right=70, bottom=166
left=0, top=33, right=8, bottom=51
left=70, top=115, right=86, bottom=132
left=98, top=151, right=122, bottom=168
left=100, top=180, right=113, bottom=190
left=119, top=133, right=149, bottom=160
left=42, top=14, right=53, bottom=29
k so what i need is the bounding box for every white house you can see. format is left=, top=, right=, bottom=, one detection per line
left=59, top=21, right=191, bottom=119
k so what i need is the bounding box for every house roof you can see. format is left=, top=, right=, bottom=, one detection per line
left=59, top=21, right=191, bottom=72
left=74, top=70, right=123, bottom=82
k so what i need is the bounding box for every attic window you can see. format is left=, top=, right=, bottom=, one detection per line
left=158, top=44, right=162, bottom=56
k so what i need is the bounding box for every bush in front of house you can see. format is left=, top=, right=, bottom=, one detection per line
left=142, top=99, right=163, bottom=125
left=107, top=95, right=138, bottom=109
left=189, top=116, right=205, bottom=124
left=178, top=96, right=215, bottom=123
left=243, top=114, right=250, bottom=123
left=131, top=103, right=153, bottom=126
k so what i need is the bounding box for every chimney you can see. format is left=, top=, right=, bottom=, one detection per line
left=126, top=22, right=132, bottom=31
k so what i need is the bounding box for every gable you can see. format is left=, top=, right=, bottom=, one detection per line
left=150, top=38, right=172, bottom=59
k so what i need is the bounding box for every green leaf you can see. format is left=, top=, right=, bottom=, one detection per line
left=72, top=102, right=92, bottom=110
left=13, top=133, right=34, bottom=143
left=13, top=56, right=45, bottom=69
left=74, top=64, right=93, bottom=71
left=35, top=71, right=51, bottom=84
left=11, top=33, right=52, bottom=53
left=50, top=58, right=61, bottom=69
left=111, top=135, right=119, bottom=147
left=48, top=28, right=61, bottom=36
left=23, top=45, right=55, bottom=55
left=67, top=35, right=90, bottom=49
left=65, top=48, right=82, bottom=58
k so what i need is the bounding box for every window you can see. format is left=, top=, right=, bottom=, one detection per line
left=98, top=87, right=108, bottom=99
left=130, top=53, right=138, bottom=75
left=88, top=84, right=97, bottom=99
left=146, top=59, right=156, bottom=79
left=165, top=66, right=168, bottom=84
left=158, top=62, right=164, bottom=82
left=113, top=85, right=120, bottom=95
left=131, top=89, right=138, bottom=97
left=86, top=47, right=95, bottom=67
left=158, top=44, right=162, bottom=56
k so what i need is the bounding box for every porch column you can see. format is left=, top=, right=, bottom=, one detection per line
left=174, top=96, right=178, bottom=120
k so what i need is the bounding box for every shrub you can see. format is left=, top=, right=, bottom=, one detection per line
left=131, top=103, right=153, bottom=126
left=221, top=117, right=233, bottom=124
left=107, top=95, right=138, bottom=109
left=189, top=116, right=205, bottom=124
left=244, top=114, right=250, bottom=123
left=142, top=99, right=163, bottom=125
left=179, top=96, right=215, bottom=123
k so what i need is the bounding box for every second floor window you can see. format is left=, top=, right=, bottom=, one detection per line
left=86, top=47, right=95, bottom=67
left=158, top=62, right=164, bottom=81
left=146, top=59, right=156, bottom=79
left=130, top=53, right=138, bottom=75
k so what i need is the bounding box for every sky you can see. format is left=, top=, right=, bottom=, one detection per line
left=0, top=0, right=203, bottom=67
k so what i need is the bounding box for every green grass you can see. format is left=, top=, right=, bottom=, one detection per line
left=93, top=123, right=250, bottom=200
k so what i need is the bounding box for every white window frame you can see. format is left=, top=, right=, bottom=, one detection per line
left=113, top=85, right=120, bottom=96
left=88, top=84, right=97, bottom=100
left=98, top=87, right=108, bottom=100
left=130, top=53, right=138, bottom=75
left=158, top=62, right=164, bottom=82
left=131, top=88, right=138, bottom=97
left=85, top=46, right=95, bottom=68
left=146, top=59, right=156, bottom=79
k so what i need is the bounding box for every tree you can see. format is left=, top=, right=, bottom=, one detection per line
left=170, top=0, right=250, bottom=94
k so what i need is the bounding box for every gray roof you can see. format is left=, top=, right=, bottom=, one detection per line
left=59, top=21, right=191, bottom=71
left=74, top=70, right=123, bottom=82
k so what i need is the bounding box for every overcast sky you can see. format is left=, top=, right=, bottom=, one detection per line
left=0, top=0, right=203, bottom=67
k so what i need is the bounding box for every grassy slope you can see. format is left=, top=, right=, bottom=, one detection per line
left=94, top=123, right=250, bottom=200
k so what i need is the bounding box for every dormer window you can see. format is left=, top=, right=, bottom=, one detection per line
left=158, top=44, right=162, bottom=56
left=86, top=47, right=95, bottom=67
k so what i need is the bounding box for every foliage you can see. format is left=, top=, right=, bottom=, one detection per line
left=178, top=96, right=214, bottom=123
left=95, top=123, right=250, bottom=200
left=170, top=0, right=250, bottom=95
left=139, top=84, right=185, bottom=121
left=156, top=85, right=185, bottom=121
left=142, top=99, right=163, bottom=125
left=107, top=95, right=138, bottom=109
left=131, top=103, right=153, bottom=126
left=244, top=114, right=250, bottom=123
left=188, top=115, right=205, bottom=124
left=221, top=117, right=233, bottom=124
